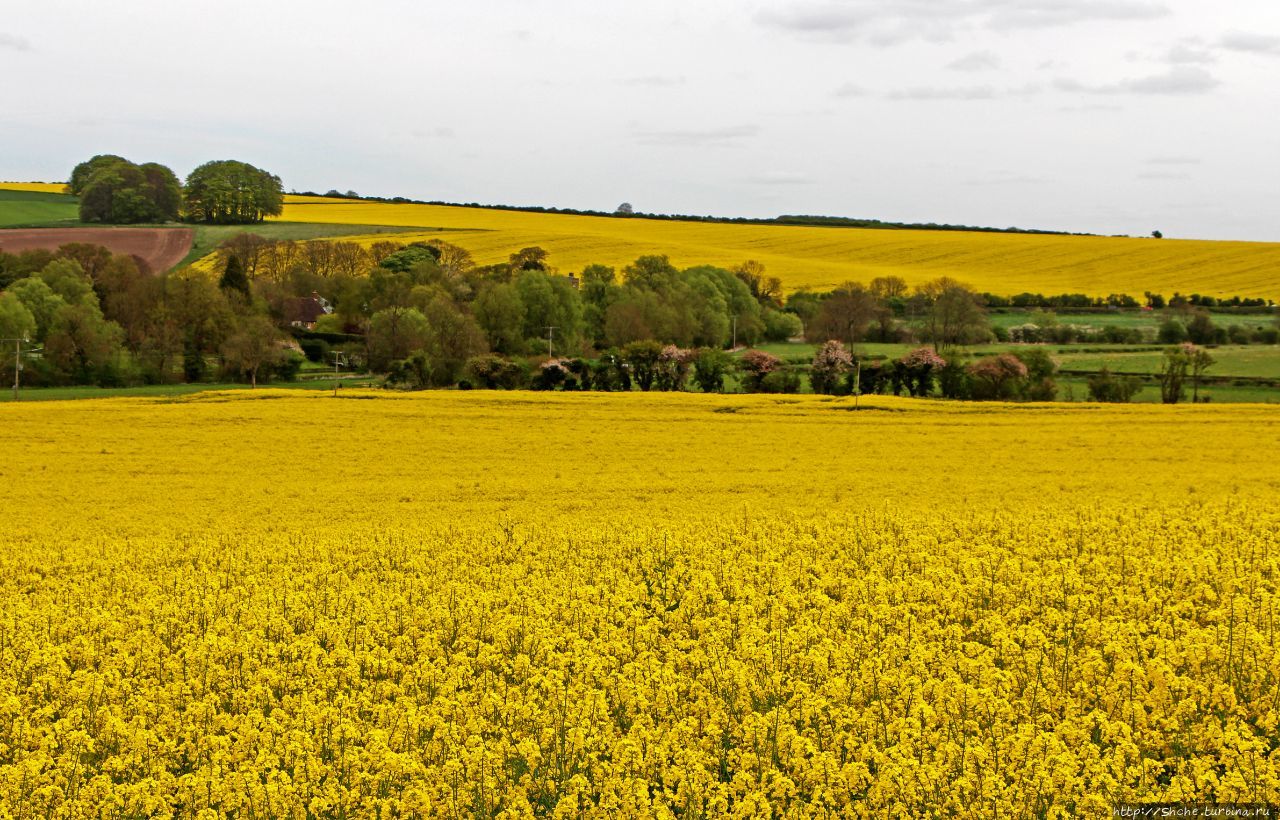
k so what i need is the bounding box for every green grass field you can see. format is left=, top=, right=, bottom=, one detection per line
left=179, top=222, right=445, bottom=267
left=0, top=378, right=379, bottom=403
left=0, top=188, right=454, bottom=266
left=986, top=309, right=1276, bottom=334
left=747, top=340, right=1280, bottom=391
left=0, top=189, right=81, bottom=227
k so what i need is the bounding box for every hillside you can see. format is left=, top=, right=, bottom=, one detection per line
left=274, top=197, right=1280, bottom=299
left=4, top=183, right=1279, bottom=299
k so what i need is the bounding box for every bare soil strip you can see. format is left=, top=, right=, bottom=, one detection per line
left=0, top=227, right=195, bottom=273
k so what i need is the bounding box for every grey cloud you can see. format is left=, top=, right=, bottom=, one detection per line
left=886, top=82, right=1040, bottom=101
left=1219, top=31, right=1280, bottom=56
left=411, top=127, right=455, bottom=139
left=745, top=172, right=817, bottom=185
left=947, top=51, right=1002, bottom=72
left=619, top=75, right=687, bottom=87
left=986, top=1, right=1169, bottom=30
left=635, top=124, right=760, bottom=147
left=756, top=1, right=1169, bottom=43
left=1164, top=41, right=1216, bottom=65
left=1147, top=156, right=1200, bottom=165
left=1137, top=172, right=1192, bottom=180
left=963, top=171, right=1050, bottom=186
left=833, top=82, right=869, bottom=98
left=888, top=86, right=998, bottom=101
left=1055, top=66, right=1220, bottom=95
left=0, top=32, right=30, bottom=51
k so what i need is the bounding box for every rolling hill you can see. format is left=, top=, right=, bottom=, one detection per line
left=3, top=183, right=1278, bottom=299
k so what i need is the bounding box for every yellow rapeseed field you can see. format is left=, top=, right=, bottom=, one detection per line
left=4, top=183, right=1277, bottom=299
left=1, top=391, right=1279, bottom=817
left=270, top=197, right=1280, bottom=300
left=0, top=183, right=68, bottom=194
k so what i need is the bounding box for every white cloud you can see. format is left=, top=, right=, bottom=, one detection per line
left=634, top=124, right=760, bottom=147
left=0, top=32, right=30, bottom=51
left=756, top=1, right=1169, bottom=43
left=833, top=82, right=869, bottom=97
left=1055, top=66, right=1220, bottom=95
left=1218, top=31, right=1280, bottom=56
left=947, top=51, right=1002, bottom=72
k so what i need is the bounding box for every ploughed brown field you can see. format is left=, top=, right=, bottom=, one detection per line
left=0, top=227, right=193, bottom=273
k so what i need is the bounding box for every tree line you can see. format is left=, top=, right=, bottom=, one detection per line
left=1, top=233, right=1274, bottom=402
left=68, top=155, right=283, bottom=225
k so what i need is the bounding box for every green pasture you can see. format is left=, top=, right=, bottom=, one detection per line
left=0, top=189, right=80, bottom=228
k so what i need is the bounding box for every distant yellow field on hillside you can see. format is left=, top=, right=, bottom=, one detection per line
left=0, top=182, right=67, bottom=193
left=274, top=197, right=1280, bottom=299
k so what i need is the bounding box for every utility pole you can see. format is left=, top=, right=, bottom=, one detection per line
left=731, top=316, right=737, bottom=350
left=545, top=326, right=558, bottom=358
left=853, top=359, right=862, bottom=411
left=3, top=337, right=30, bottom=401
left=331, top=350, right=344, bottom=375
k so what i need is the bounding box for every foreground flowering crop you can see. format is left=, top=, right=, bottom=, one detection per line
left=1, top=392, right=1278, bottom=817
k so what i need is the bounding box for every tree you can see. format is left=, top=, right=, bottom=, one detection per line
left=473, top=283, right=526, bottom=354
left=896, top=347, right=947, bottom=397
left=580, top=264, right=620, bottom=346
left=1187, top=344, right=1214, bottom=403
left=68, top=154, right=127, bottom=195
left=869, top=276, right=909, bottom=300
left=615, top=202, right=634, bottom=215
left=418, top=297, right=487, bottom=385
left=39, top=259, right=96, bottom=306
left=509, top=246, right=550, bottom=273
left=184, top=160, right=284, bottom=224
left=426, top=240, right=475, bottom=280
left=219, top=255, right=251, bottom=298
left=9, top=277, right=67, bottom=341
left=366, top=307, right=431, bottom=371
left=810, top=341, right=853, bottom=395
left=692, top=348, right=733, bottom=393
left=739, top=349, right=781, bottom=392
left=967, top=354, right=1028, bottom=401
left=622, top=340, right=665, bottom=391
left=0, top=292, right=36, bottom=343
left=655, top=346, right=694, bottom=391
left=43, top=303, right=125, bottom=383
left=762, top=308, right=803, bottom=343
left=220, top=315, right=284, bottom=388
left=1087, top=368, right=1143, bottom=403
left=807, top=283, right=878, bottom=347
left=732, top=260, right=783, bottom=308
left=913, top=278, right=990, bottom=352
left=1158, top=345, right=1191, bottom=404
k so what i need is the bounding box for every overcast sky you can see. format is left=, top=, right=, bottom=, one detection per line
left=2, top=0, right=1278, bottom=240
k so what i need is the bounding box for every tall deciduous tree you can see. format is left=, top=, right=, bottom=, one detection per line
left=183, top=160, right=284, bottom=224
left=220, top=315, right=284, bottom=388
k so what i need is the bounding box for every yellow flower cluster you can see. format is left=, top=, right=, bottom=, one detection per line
left=0, top=392, right=1278, bottom=817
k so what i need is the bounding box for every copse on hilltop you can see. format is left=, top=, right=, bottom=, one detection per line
left=182, top=160, right=284, bottom=224
left=68, top=155, right=182, bottom=224
left=66, top=155, right=284, bottom=226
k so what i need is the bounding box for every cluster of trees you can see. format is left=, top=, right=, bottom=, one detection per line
left=69, top=155, right=181, bottom=224
left=0, top=244, right=299, bottom=388
left=785, top=276, right=992, bottom=351
left=1156, top=311, right=1279, bottom=346
left=67, top=155, right=283, bottom=225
